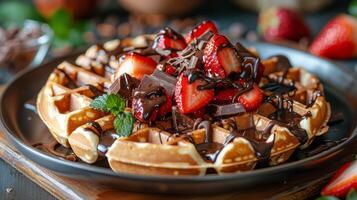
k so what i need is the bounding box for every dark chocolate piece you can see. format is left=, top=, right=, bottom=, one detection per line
left=212, top=103, right=246, bottom=117
left=108, top=73, right=140, bottom=99
left=142, top=69, right=177, bottom=96
left=172, top=106, right=195, bottom=133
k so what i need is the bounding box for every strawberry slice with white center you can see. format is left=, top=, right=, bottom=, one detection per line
left=321, top=161, right=357, bottom=198
left=114, top=52, right=157, bottom=80
left=185, top=20, right=219, bottom=44
left=174, top=73, right=214, bottom=114
left=236, top=84, right=264, bottom=112
left=203, top=34, right=241, bottom=78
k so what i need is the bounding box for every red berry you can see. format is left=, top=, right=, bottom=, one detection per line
left=203, top=34, right=241, bottom=78
left=174, top=73, right=214, bottom=114
left=309, top=14, right=357, bottom=59
left=153, top=27, right=187, bottom=51
left=258, top=7, right=310, bottom=42
left=236, top=85, right=264, bottom=112
left=185, top=20, right=219, bottom=44
left=165, top=65, right=176, bottom=75
left=114, top=52, right=157, bottom=80
left=321, top=161, right=357, bottom=198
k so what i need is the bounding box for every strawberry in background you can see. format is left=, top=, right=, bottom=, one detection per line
left=309, top=15, right=357, bottom=59
left=257, top=7, right=310, bottom=42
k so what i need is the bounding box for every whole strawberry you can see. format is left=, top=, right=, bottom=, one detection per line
left=310, top=14, right=357, bottom=59
left=258, top=7, right=310, bottom=42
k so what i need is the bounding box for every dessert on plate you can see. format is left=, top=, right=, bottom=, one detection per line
left=37, top=20, right=331, bottom=175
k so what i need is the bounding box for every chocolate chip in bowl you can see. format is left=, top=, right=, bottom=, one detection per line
left=0, top=20, right=53, bottom=84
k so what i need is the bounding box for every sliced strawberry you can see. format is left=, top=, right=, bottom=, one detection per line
left=114, top=52, right=157, bottom=80
left=309, top=14, right=357, bottom=59
left=213, top=88, right=240, bottom=104
left=236, top=84, right=264, bottom=112
left=321, top=161, right=357, bottom=198
left=153, top=27, right=187, bottom=51
left=165, top=64, right=176, bottom=75
left=133, top=89, right=172, bottom=122
left=175, top=73, right=214, bottom=114
left=185, top=20, right=219, bottom=44
left=203, top=34, right=241, bottom=78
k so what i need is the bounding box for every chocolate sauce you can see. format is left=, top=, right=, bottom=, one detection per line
left=33, top=141, right=78, bottom=162
left=193, top=119, right=212, bottom=143
left=133, top=84, right=167, bottom=120
left=86, top=84, right=104, bottom=98
left=235, top=42, right=261, bottom=81
left=195, top=142, right=224, bottom=162
left=267, top=95, right=308, bottom=144
left=225, top=121, right=275, bottom=162
left=85, top=121, right=103, bottom=136
left=185, top=70, right=252, bottom=96
left=97, top=130, right=119, bottom=156
left=54, top=68, right=77, bottom=89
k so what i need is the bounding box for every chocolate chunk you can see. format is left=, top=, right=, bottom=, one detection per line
left=108, top=73, right=140, bottom=98
left=212, top=103, right=246, bottom=117
left=143, top=69, right=177, bottom=96
left=172, top=106, right=194, bottom=133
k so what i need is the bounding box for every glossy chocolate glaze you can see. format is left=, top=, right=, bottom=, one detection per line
left=97, top=130, right=119, bottom=156
left=33, top=141, right=78, bottom=162
left=133, top=84, right=167, bottom=120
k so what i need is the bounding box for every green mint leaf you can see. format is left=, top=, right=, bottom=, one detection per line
left=347, top=189, right=357, bottom=200
left=90, top=94, right=110, bottom=112
left=106, top=94, right=125, bottom=116
left=315, top=196, right=340, bottom=200
left=114, top=112, right=134, bottom=137
left=90, top=94, right=126, bottom=114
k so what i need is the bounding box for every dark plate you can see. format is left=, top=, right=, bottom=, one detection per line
left=1, top=42, right=356, bottom=195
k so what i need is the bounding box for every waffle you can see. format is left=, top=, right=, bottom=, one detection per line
left=37, top=36, right=152, bottom=148
left=37, top=22, right=332, bottom=176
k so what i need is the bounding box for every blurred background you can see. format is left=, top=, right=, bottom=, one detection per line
left=0, top=0, right=355, bottom=56
left=1, top=0, right=356, bottom=83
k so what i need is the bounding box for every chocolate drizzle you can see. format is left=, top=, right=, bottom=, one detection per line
left=97, top=130, right=119, bottom=156
left=54, top=68, right=77, bottom=88
left=266, top=95, right=308, bottom=144
left=33, top=141, right=78, bottom=162
left=133, top=84, right=167, bottom=120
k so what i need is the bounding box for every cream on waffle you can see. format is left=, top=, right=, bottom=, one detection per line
left=37, top=21, right=332, bottom=176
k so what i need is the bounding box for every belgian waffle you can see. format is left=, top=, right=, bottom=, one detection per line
left=37, top=21, right=331, bottom=176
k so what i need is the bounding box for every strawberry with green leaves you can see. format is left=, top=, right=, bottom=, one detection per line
left=90, top=94, right=134, bottom=137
